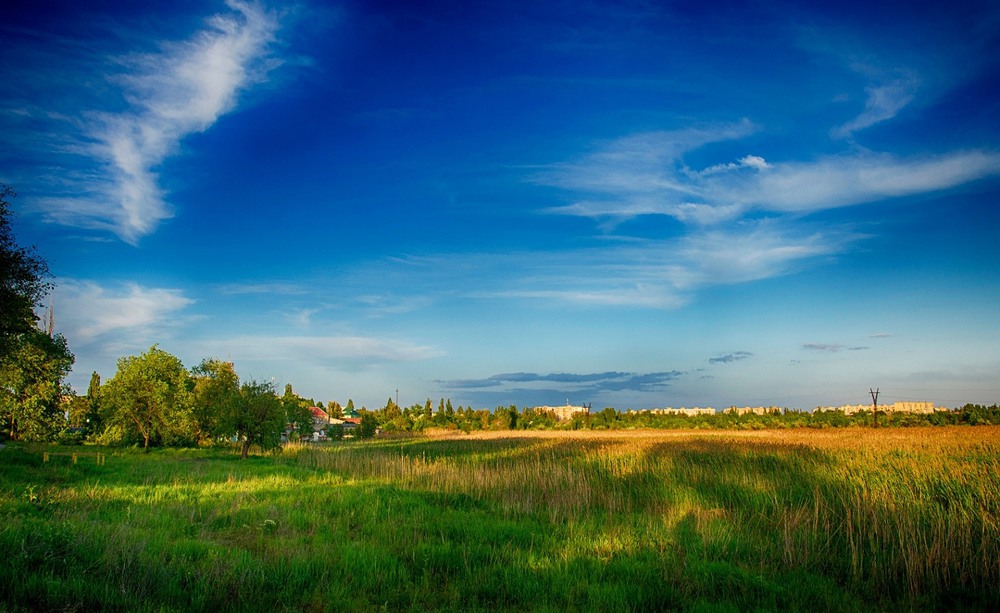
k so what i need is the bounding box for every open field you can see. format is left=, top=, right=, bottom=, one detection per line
left=2, top=427, right=999, bottom=611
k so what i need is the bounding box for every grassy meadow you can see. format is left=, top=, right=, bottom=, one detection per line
left=2, top=427, right=998, bottom=611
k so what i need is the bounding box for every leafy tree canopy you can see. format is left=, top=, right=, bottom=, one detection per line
left=281, top=383, right=314, bottom=440
left=0, top=185, right=51, bottom=357
left=0, top=329, right=74, bottom=441
left=191, top=358, right=239, bottom=445
left=100, top=345, right=193, bottom=449
left=226, top=379, right=285, bottom=459
left=0, top=184, right=74, bottom=442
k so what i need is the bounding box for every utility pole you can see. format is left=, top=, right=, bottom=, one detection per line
left=870, top=387, right=879, bottom=428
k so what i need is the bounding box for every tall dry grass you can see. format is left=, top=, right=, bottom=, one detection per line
left=297, top=427, right=1000, bottom=604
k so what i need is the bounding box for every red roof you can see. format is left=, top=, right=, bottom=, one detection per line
left=309, top=406, right=329, bottom=420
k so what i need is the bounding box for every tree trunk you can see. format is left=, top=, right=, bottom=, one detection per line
left=241, top=439, right=251, bottom=459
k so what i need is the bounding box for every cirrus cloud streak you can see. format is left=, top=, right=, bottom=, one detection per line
left=40, top=1, right=284, bottom=244
left=539, top=123, right=1000, bottom=225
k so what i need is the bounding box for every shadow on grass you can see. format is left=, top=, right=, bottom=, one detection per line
left=2, top=437, right=997, bottom=611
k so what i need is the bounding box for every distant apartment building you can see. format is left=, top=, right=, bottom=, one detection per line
left=534, top=404, right=590, bottom=421
left=633, top=407, right=717, bottom=416
left=820, top=401, right=937, bottom=415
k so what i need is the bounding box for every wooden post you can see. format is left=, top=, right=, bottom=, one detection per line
left=72, top=453, right=77, bottom=464
left=43, top=452, right=49, bottom=463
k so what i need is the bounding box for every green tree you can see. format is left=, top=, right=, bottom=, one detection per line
left=382, top=396, right=401, bottom=422
left=226, top=380, right=285, bottom=459
left=593, top=407, right=619, bottom=429
left=0, top=329, right=74, bottom=441
left=355, top=410, right=378, bottom=439
left=84, top=371, right=102, bottom=434
left=0, top=185, right=51, bottom=357
left=0, top=184, right=74, bottom=441
left=506, top=405, right=519, bottom=429
left=190, top=359, right=239, bottom=445
left=100, top=345, right=193, bottom=449
left=281, top=384, right=313, bottom=440
left=65, top=394, right=89, bottom=428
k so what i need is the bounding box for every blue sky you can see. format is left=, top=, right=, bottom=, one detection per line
left=3, top=0, right=999, bottom=411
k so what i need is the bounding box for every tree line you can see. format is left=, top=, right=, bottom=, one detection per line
left=69, top=347, right=334, bottom=457
left=364, top=400, right=1000, bottom=433
left=4, top=340, right=324, bottom=457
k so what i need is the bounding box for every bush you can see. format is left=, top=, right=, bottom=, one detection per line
left=355, top=413, right=378, bottom=439
left=54, top=428, right=85, bottom=446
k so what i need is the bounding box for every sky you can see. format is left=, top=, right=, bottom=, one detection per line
left=2, top=0, right=999, bottom=411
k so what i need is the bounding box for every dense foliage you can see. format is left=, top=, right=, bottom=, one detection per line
left=0, top=330, right=74, bottom=441
left=0, top=185, right=75, bottom=442
left=229, top=380, right=286, bottom=459
left=99, top=346, right=194, bottom=449
left=90, top=346, right=298, bottom=456
left=0, top=185, right=51, bottom=353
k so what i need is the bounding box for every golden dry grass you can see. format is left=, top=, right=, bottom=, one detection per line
left=297, top=425, right=1000, bottom=606
left=421, top=424, right=1000, bottom=450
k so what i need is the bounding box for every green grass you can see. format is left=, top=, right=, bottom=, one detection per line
left=1, top=428, right=998, bottom=611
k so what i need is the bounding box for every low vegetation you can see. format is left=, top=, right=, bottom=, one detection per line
left=3, top=427, right=998, bottom=611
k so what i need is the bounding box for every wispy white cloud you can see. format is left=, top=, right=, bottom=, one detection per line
left=701, top=154, right=772, bottom=175
left=537, top=121, right=758, bottom=225
left=749, top=151, right=1000, bottom=213
left=488, top=286, right=687, bottom=310
left=287, top=308, right=321, bottom=328
left=41, top=1, right=283, bottom=244
left=832, top=75, right=918, bottom=139
left=517, top=109, right=1000, bottom=310
left=538, top=126, right=1000, bottom=224
left=56, top=279, right=194, bottom=344
left=676, top=222, right=846, bottom=286
left=462, top=219, right=853, bottom=309
left=216, top=281, right=310, bottom=296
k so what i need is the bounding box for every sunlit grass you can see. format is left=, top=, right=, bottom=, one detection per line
left=2, top=427, right=998, bottom=611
